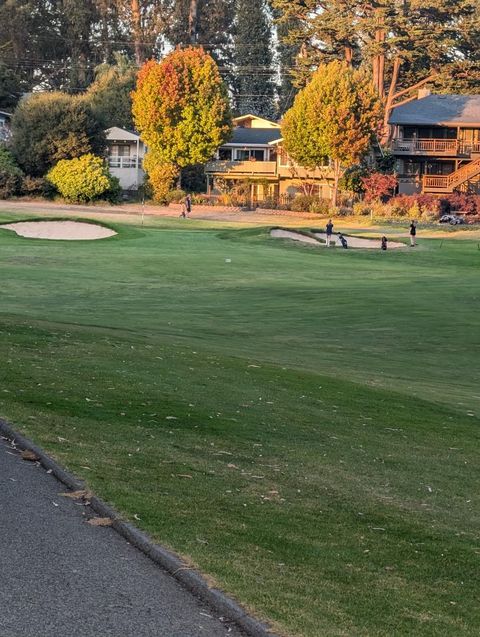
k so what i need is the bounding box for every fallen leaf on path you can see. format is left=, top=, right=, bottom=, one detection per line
left=60, top=490, right=90, bottom=500
left=87, top=517, right=113, bottom=527
left=21, top=449, right=39, bottom=462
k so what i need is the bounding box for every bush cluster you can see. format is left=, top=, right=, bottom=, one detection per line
left=47, top=154, right=121, bottom=203
left=0, top=147, right=23, bottom=198
left=289, top=195, right=331, bottom=214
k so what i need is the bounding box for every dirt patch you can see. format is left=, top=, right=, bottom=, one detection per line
left=270, top=229, right=321, bottom=245
left=0, top=220, right=117, bottom=241
left=313, top=232, right=406, bottom=249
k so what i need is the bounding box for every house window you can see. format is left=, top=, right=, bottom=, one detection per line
left=403, top=126, right=457, bottom=140
left=425, top=161, right=454, bottom=175
left=235, top=149, right=250, bottom=161
left=234, top=149, right=266, bottom=161
left=111, top=144, right=130, bottom=157
left=218, top=148, right=232, bottom=160
left=403, top=159, right=422, bottom=175
left=251, top=149, right=265, bottom=161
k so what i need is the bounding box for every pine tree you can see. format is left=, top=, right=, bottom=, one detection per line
left=273, top=0, right=478, bottom=94
left=233, top=0, right=277, bottom=119
left=166, top=0, right=235, bottom=72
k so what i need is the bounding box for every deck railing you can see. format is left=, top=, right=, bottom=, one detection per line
left=392, top=138, right=459, bottom=155
left=108, top=156, right=142, bottom=169
left=205, top=160, right=277, bottom=176
left=423, top=157, right=480, bottom=191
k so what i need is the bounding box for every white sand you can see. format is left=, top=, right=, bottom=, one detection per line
left=313, top=232, right=406, bottom=249
left=270, top=229, right=321, bottom=245
left=271, top=228, right=406, bottom=249
left=0, top=220, right=117, bottom=241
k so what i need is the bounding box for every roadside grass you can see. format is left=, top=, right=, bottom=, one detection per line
left=1, top=217, right=480, bottom=636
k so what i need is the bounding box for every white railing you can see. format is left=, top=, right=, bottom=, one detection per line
left=205, top=160, right=277, bottom=175
left=108, top=156, right=142, bottom=169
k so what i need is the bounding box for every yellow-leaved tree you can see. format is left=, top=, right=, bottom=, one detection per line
left=282, top=60, right=381, bottom=208
left=132, top=47, right=232, bottom=200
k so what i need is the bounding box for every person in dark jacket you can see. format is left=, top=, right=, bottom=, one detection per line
left=185, top=194, right=192, bottom=217
left=409, top=220, right=417, bottom=246
left=381, top=236, right=388, bottom=250
left=325, top=219, right=334, bottom=246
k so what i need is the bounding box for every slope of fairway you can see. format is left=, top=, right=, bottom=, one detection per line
left=1, top=216, right=479, bottom=636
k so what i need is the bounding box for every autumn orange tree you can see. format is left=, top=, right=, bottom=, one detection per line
left=132, top=47, right=232, bottom=199
left=282, top=60, right=381, bottom=208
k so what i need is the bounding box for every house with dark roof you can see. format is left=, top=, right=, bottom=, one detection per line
left=389, top=92, right=480, bottom=195
left=205, top=114, right=335, bottom=202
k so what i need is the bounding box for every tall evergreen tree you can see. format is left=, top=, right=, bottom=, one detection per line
left=233, top=0, right=277, bottom=118
left=166, top=0, right=235, bottom=72
left=83, top=54, right=137, bottom=130
left=273, top=0, right=478, bottom=94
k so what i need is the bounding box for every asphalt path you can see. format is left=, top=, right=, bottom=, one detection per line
left=0, top=437, right=242, bottom=637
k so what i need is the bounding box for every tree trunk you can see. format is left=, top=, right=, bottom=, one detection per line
left=381, top=56, right=402, bottom=144
left=131, top=0, right=143, bottom=65
left=332, top=159, right=341, bottom=209
left=188, top=0, right=198, bottom=44
left=344, top=46, right=353, bottom=65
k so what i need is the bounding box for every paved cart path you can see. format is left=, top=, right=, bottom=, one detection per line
left=0, top=437, right=242, bottom=637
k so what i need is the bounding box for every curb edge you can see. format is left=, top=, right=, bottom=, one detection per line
left=0, top=419, right=281, bottom=637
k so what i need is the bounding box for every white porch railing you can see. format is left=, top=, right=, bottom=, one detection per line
left=205, top=160, right=277, bottom=175
left=108, top=156, right=142, bottom=169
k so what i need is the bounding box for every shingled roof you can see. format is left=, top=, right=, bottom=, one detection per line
left=225, top=127, right=283, bottom=146
left=389, top=94, right=480, bottom=127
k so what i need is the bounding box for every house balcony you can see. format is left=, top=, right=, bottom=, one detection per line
left=205, top=160, right=277, bottom=177
left=108, top=156, right=142, bottom=169
left=392, top=138, right=480, bottom=157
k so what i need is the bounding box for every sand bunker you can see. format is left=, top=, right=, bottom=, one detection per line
left=313, top=232, right=405, bottom=249
left=270, top=229, right=320, bottom=245
left=270, top=228, right=405, bottom=249
left=0, top=220, right=117, bottom=241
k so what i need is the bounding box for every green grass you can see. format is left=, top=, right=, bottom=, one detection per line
left=1, top=213, right=479, bottom=636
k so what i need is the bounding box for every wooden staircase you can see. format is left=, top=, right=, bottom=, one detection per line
left=423, top=157, right=480, bottom=193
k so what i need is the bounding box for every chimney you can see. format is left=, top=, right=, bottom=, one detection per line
left=418, top=88, right=431, bottom=100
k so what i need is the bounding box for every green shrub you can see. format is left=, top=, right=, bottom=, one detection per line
left=47, top=154, right=117, bottom=203
left=290, top=195, right=331, bottom=214
left=11, top=92, right=105, bottom=177
left=0, top=147, right=23, bottom=198
left=166, top=188, right=186, bottom=204
left=352, top=202, right=372, bottom=216
left=20, top=176, right=55, bottom=198
left=102, top=175, right=122, bottom=203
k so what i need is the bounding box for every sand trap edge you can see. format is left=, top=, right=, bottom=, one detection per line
left=0, top=220, right=117, bottom=241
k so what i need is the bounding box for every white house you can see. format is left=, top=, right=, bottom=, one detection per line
left=0, top=110, right=12, bottom=142
left=105, top=127, right=145, bottom=191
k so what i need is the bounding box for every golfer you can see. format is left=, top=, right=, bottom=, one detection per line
left=409, top=220, right=417, bottom=246
left=381, top=236, right=388, bottom=250
left=326, top=219, right=334, bottom=247
left=185, top=193, right=192, bottom=217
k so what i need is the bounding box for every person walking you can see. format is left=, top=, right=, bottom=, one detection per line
left=326, top=219, right=334, bottom=247
left=185, top=194, right=192, bottom=218
left=409, top=220, right=417, bottom=247
left=381, top=236, right=388, bottom=251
